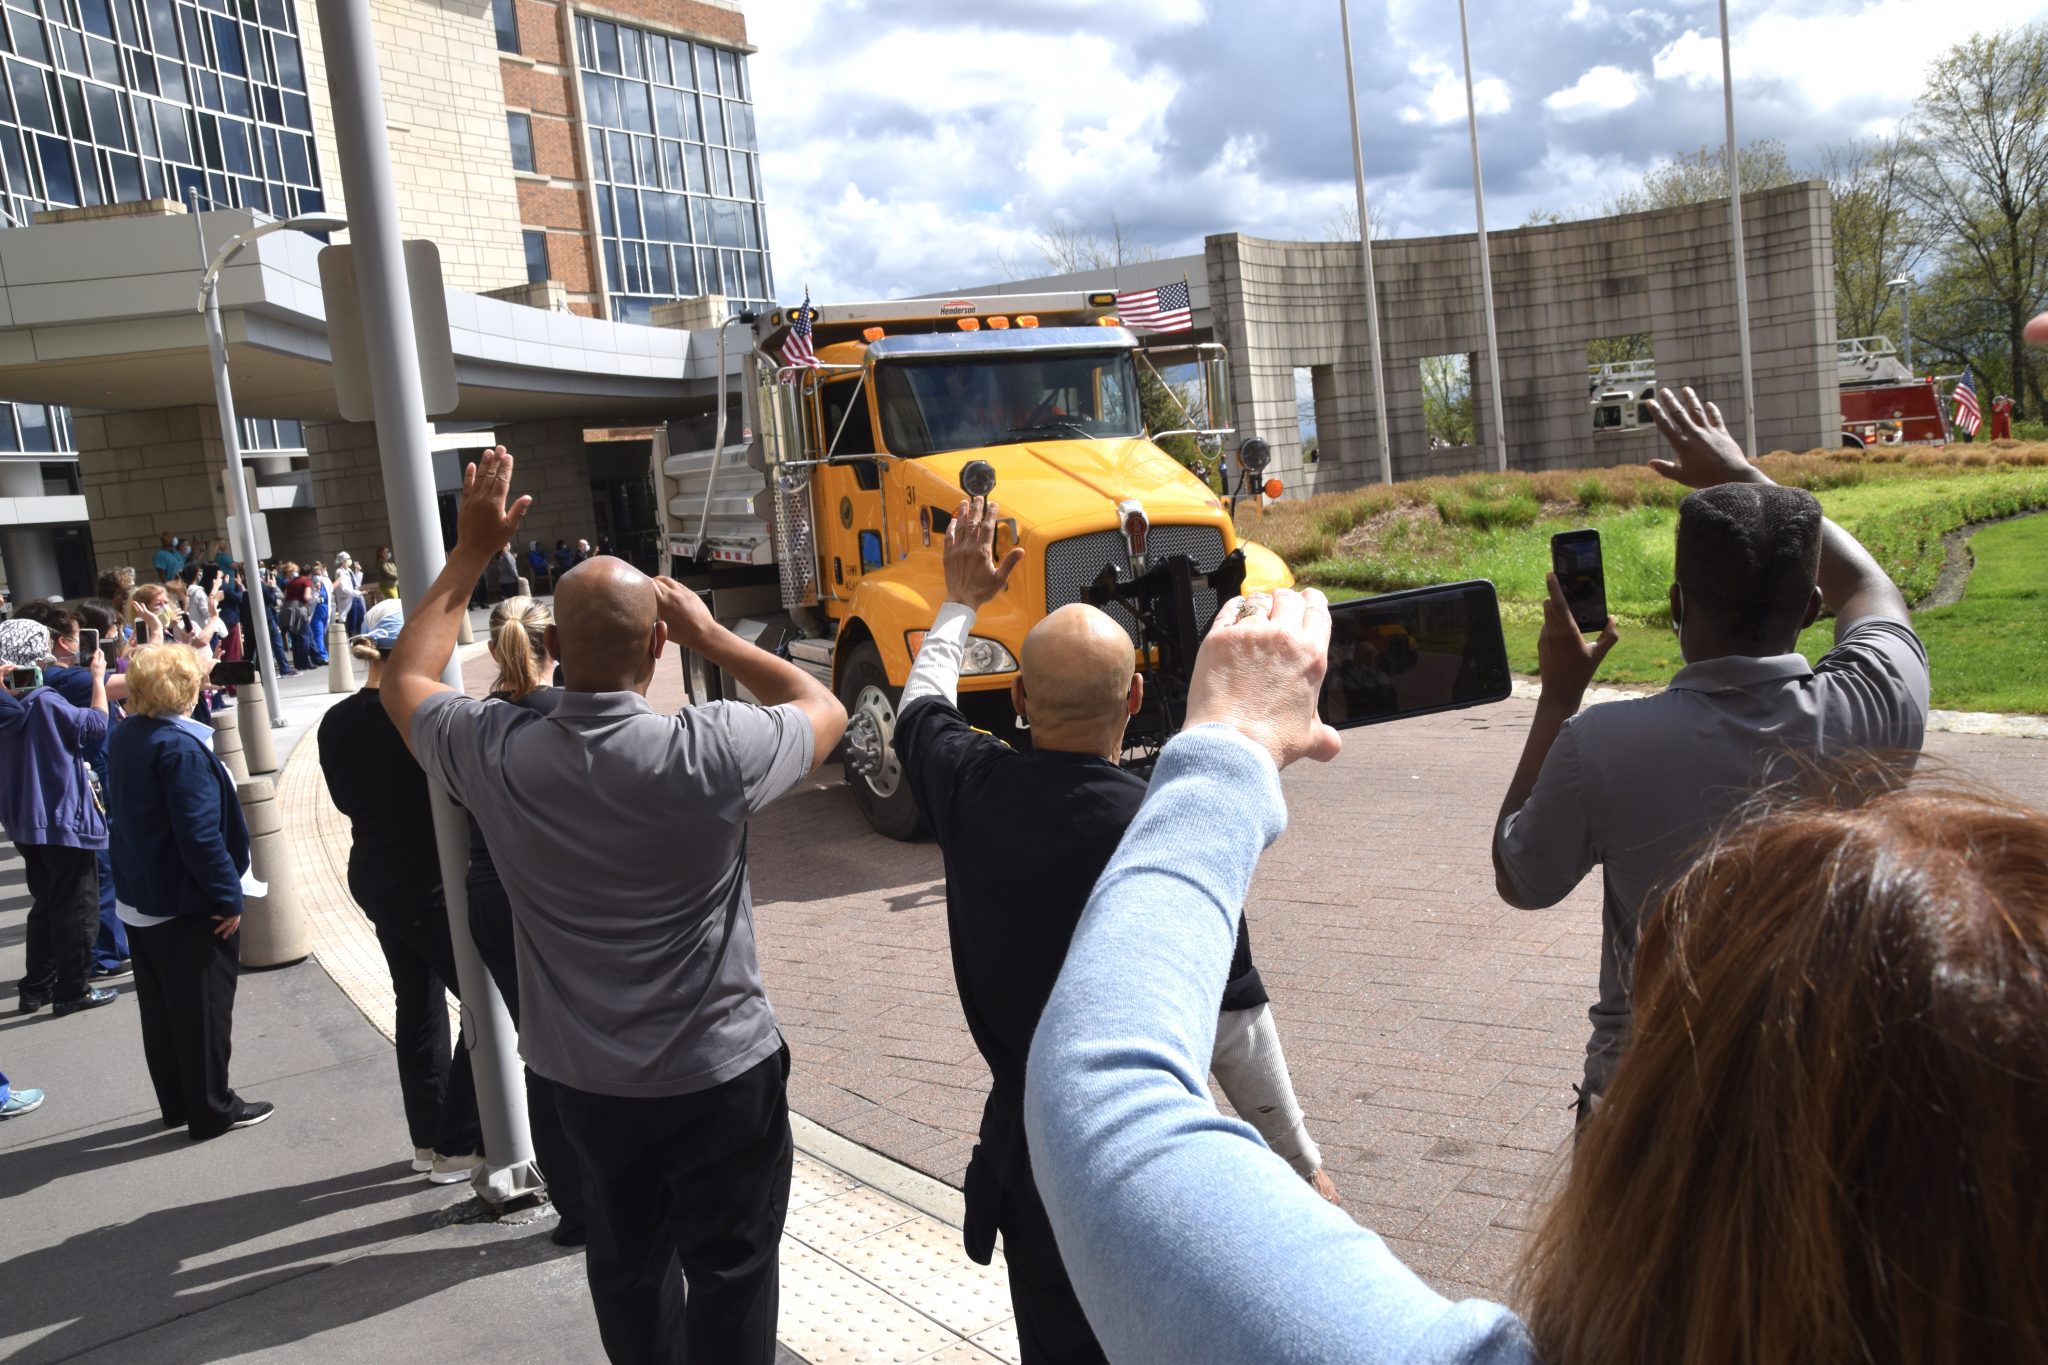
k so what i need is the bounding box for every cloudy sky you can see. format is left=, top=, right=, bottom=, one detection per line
left=746, top=0, right=2043, bottom=302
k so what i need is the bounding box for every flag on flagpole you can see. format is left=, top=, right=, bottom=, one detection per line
left=1952, top=366, right=1981, bottom=436
left=781, top=290, right=819, bottom=370
left=1114, top=280, right=1192, bottom=333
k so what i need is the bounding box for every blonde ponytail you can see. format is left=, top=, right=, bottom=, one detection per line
left=489, top=595, right=553, bottom=699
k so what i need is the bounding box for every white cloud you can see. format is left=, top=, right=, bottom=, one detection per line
left=1399, top=59, right=1512, bottom=125
left=1544, top=65, right=1643, bottom=120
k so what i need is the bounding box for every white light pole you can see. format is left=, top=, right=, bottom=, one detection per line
left=1719, top=0, right=1758, bottom=458
left=1456, top=0, right=1508, bottom=473
left=1337, top=0, right=1393, bottom=485
left=1886, top=276, right=1915, bottom=374
left=194, top=208, right=347, bottom=730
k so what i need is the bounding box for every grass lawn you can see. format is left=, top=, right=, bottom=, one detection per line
left=1255, top=445, right=2048, bottom=714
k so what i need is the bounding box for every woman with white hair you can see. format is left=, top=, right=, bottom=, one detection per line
left=107, top=643, right=271, bottom=1138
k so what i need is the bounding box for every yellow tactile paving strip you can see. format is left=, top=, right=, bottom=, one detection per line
left=274, top=691, right=1019, bottom=1365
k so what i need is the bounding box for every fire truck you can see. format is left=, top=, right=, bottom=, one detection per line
left=655, top=292, right=1292, bottom=838
left=1837, top=336, right=1951, bottom=446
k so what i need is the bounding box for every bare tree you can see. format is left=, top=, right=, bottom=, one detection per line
left=1324, top=198, right=1389, bottom=242
left=1821, top=136, right=1925, bottom=341
left=1604, top=139, right=1801, bottom=215
left=1901, top=22, right=2048, bottom=409
left=1004, top=213, right=1164, bottom=276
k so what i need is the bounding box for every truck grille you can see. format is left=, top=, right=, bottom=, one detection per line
left=1044, top=525, right=1229, bottom=643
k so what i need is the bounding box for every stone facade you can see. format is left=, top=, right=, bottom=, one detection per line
left=492, top=415, right=600, bottom=551
left=1207, top=181, right=1841, bottom=494
left=76, top=406, right=237, bottom=576
left=301, top=0, right=529, bottom=296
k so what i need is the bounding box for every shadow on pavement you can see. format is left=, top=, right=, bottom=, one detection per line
left=5, top=1165, right=481, bottom=1365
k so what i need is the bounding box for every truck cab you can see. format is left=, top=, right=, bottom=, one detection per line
left=659, top=294, right=1293, bottom=837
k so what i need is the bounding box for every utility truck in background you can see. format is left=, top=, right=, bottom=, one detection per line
left=656, top=292, right=1293, bottom=838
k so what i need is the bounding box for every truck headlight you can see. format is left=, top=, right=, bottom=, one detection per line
left=962, top=636, right=1018, bottom=676
left=904, top=631, right=1019, bottom=676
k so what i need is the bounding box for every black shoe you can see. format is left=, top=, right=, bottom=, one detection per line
left=52, top=986, right=118, bottom=1016
left=551, top=1218, right=587, bottom=1248
left=15, top=993, right=47, bottom=1016
left=227, top=1100, right=274, bottom=1130
left=91, top=959, right=132, bottom=981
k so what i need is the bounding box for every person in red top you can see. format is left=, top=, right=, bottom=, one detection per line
left=280, top=564, right=317, bottom=672
left=1989, top=394, right=2015, bottom=441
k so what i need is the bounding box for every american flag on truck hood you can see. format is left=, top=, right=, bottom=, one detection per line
left=781, top=291, right=820, bottom=369
left=1953, top=366, right=1981, bottom=435
left=1116, top=280, right=1192, bottom=333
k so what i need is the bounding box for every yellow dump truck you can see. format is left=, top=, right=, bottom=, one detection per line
left=657, top=291, right=1292, bottom=838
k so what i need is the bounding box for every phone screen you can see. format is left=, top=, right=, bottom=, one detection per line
left=210, top=660, right=257, bottom=687
left=75, top=628, right=98, bottom=660
left=1550, top=530, right=1608, bottom=635
left=1317, top=580, right=1512, bottom=730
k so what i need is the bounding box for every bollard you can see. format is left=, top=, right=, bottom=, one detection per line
left=457, top=609, right=474, bottom=645
left=327, top=613, right=357, bottom=694
left=237, top=677, right=279, bottom=775
left=236, top=777, right=310, bottom=968
left=210, top=707, right=250, bottom=784
left=516, top=576, right=531, bottom=599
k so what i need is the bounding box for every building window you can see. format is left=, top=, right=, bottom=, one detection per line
left=507, top=111, right=534, bottom=172
left=0, top=0, right=324, bottom=481
left=492, top=0, right=519, bottom=54
left=524, top=229, right=548, bottom=284
left=574, top=14, right=774, bottom=320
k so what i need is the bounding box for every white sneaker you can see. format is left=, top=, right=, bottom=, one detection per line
left=428, top=1152, right=484, bottom=1184
left=411, top=1147, right=435, bottom=1173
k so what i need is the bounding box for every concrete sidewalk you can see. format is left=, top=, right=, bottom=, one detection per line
left=1, top=619, right=1019, bottom=1365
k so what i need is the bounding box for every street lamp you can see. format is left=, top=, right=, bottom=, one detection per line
left=192, top=208, right=348, bottom=730
left=1886, top=276, right=1915, bottom=374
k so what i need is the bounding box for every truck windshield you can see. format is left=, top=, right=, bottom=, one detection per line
left=875, top=351, right=1143, bottom=455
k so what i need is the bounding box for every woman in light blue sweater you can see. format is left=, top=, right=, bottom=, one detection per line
left=1026, top=588, right=2046, bottom=1365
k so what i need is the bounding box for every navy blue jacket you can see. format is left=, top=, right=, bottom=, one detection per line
left=107, top=717, right=249, bottom=920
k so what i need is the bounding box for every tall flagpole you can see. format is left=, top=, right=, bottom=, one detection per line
left=1457, top=0, right=1508, bottom=472
left=1338, top=0, right=1393, bottom=485
left=1719, top=0, right=1758, bottom=458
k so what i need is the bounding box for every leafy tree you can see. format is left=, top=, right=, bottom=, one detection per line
left=1822, top=136, right=1925, bottom=343
left=1420, top=354, right=1476, bottom=447
left=1901, top=22, right=2048, bottom=411
left=1602, top=139, right=1800, bottom=215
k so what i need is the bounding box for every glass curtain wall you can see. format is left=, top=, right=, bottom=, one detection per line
left=0, top=0, right=323, bottom=460
left=574, top=14, right=773, bottom=322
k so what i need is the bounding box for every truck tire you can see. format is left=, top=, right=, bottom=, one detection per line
left=837, top=640, right=925, bottom=841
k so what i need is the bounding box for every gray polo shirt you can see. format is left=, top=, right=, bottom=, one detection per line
left=412, top=688, right=812, bottom=1098
left=1495, top=617, right=1929, bottom=1097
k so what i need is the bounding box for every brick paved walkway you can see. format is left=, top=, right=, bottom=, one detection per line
left=417, top=647, right=2048, bottom=1305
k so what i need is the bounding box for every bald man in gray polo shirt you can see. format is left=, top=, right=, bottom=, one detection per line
left=382, top=448, right=846, bottom=1365
left=1495, top=389, right=1929, bottom=1122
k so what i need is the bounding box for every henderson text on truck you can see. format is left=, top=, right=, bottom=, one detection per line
left=655, top=291, right=1294, bottom=839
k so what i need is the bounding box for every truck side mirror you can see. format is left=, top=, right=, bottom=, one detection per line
left=960, top=459, right=997, bottom=499
left=1201, top=348, right=1234, bottom=432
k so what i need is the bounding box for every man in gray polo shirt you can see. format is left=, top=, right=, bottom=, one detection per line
left=1495, top=388, right=1929, bottom=1121
left=381, top=448, right=846, bottom=1365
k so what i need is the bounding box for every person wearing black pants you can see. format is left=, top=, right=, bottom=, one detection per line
left=551, top=1047, right=792, bottom=1365
left=107, top=643, right=271, bottom=1137
left=18, top=845, right=102, bottom=1012
left=459, top=596, right=584, bottom=1241
left=318, top=606, right=483, bottom=1182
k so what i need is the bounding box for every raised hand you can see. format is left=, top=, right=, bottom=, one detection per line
left=456, top=446, right=533, bottom=556
left=943, top=496, right=1025, bottom=610
left=1185, top=588, right=1343, bottom=771
left=1537, top=572, right=1617, bottom=704
left=653, top=575, right=718, bottom=653
left=1646, top=386, right=1766, bottom=489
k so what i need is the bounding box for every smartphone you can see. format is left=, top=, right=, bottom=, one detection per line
left=99, top=639, right=121, bottom=666
left=1317, top=580, right=1512, bottom=730
left=211, top=660, right=257, bottom=686
left=6, top=664, right=41, bottom=692
left=1550, top=529, right=1608, bottom=635
left=76, top=627, right=98, bottom=661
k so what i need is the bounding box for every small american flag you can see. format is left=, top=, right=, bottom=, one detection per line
left=781, top=291, right=819, bottom=370
left=1953, top=366, right=1981, bottom=436
left=1115, top=279, right=1192, bottom=333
